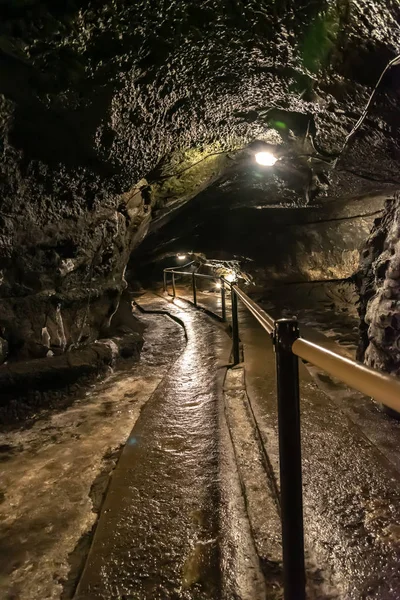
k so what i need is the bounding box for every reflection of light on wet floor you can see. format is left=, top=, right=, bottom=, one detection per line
left=172, top=287, right=232, bottom=321
left=172, top=298, right=188, bottom=309
left=0, top=304, right=187, bottom=600
left=180, top=348, right=196, bottom=369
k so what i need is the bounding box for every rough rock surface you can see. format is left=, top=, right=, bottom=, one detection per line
left=1, top=1, right=400, bottom=359
left=356, top=195, right=400, bottom=375
left=135, top=184, right=386, bottom=286
left=0, top=330, right=143, bottom=424
left=0, top=336, right=8, bottom=364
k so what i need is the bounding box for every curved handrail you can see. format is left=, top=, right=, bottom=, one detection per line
left=167, top=269, right=218, bottom=281
left=163, top=265, right=400, bottom=412
left=164, top=261, right=195, bottom=272
left=232, top=284, right=275, bottom=335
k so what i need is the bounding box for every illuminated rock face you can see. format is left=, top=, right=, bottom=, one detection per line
left=356, top=196, right=400, bottom=375
left=0, top=1, right=400, bottom=358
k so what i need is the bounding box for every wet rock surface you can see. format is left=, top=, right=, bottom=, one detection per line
left=0, top=292, right=147, bottom=423
left=223, top=366, right=283, bottom=594
left=0, top=333, right=143, bottom=424
left=356, top=195, right=400, bottom=376
left=0, top=305, right=185, bottom=600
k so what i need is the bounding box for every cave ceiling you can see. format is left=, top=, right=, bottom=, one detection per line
left=1, top=0, right=400, bottom=213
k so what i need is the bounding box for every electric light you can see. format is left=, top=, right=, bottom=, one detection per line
left=255, top=151, right=277, bottom=167
left=177, top=253, right=187, bottom=261
left=225, top=272, right=237, bottom=283
left=215, top=282, right=222, bottom=290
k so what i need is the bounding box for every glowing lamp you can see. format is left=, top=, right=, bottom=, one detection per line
left=225, top=272, right=237, bottom=283
left=215, top=282, right=222, bottom=290
left=255, top=151, right=277, bottom=167
left=177, top=253, right=187, bottom=261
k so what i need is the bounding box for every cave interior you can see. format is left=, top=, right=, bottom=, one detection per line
left=4, top=3, right=400, bottom=599
left=1, top=0, right=400, bottom=378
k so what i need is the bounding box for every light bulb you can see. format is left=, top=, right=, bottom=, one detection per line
left=255, top=151, right=277, bottom=167
left=177, top=254, right=187, bottom=261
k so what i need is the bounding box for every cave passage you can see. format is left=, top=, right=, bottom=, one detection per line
left=2, top=1, right=400, bottom=599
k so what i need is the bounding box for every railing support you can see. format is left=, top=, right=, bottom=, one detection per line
left=221, top=278, right=226, bottom=321
left=274, top=318, right=305, bottom=600
left=172, top=273, right=176, bottom=298
left=192, top=272, right=197, bottom=307
left=163, top=271, right=167, bottom=293
left=232, top=289, right=240, bottom=365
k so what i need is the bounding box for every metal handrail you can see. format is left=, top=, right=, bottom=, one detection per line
left=293, top=338, right=400, bottom=413
left=232, top=279, right=400, bottom=411
left=165, top=268, right=217, bottom=281
left=164, top=267, right=400, bottom=411
left=232, top=284, right=275, bottom=335
left=167, top=270, right=400, bottom=410
left=163, top=265, right=400, bottom=600
left=164, top=261, right=195, bottom=272
left=231, top=279, right=400, bottom=412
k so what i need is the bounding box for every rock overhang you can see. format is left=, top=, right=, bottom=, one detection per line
left=1, top=1, right=400, bottom=187
left=1, top=1, right=400, bottom=359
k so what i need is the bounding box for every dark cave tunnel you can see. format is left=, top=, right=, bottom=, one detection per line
left=1, top=0, right=400, bottom=391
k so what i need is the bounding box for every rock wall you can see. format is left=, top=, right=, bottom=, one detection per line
left=0, top=175, right=150, bottom=359
left=356, top=196, right=400, bottom=375
left=1, top=1, right=400, bottom=361
left=234, top=208, right=379, bottom=286
left=135, top=189, right=386, bottom=287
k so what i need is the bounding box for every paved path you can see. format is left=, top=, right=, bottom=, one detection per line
left=172, top=284, right=400, bottom=598
left=75, top=293, right=238, bottom=599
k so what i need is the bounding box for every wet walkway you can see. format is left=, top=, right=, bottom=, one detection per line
left=75, top=293, right=233, bottom=599
left=5, top=286, right=400, bottom=598
left=172, top=285, right=400, bottom=598
left=0, top=308, right=185, bottom=600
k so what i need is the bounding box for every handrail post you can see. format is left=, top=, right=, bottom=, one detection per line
left=163, top=271, right=167, bottom=293
left=221, top=278, right=226, bottom=321
left=172, top=273, right=176, bottom=298
left=274, top=318, right=305, bottom=600
left=231, top=288, right=240, bottom=365
left=192, top=272, right=197, bottom=307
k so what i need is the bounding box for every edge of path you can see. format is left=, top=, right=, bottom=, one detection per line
left=73, top=291, right=267, bottom=600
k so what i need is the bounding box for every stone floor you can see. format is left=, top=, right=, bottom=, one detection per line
left=171, top=284, right=400, bottom=598
left=3, top=288, right=400, bottom=599
left=74, top=292, right=265, bottom=600
left=0, top=307, right=185, bottom=600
